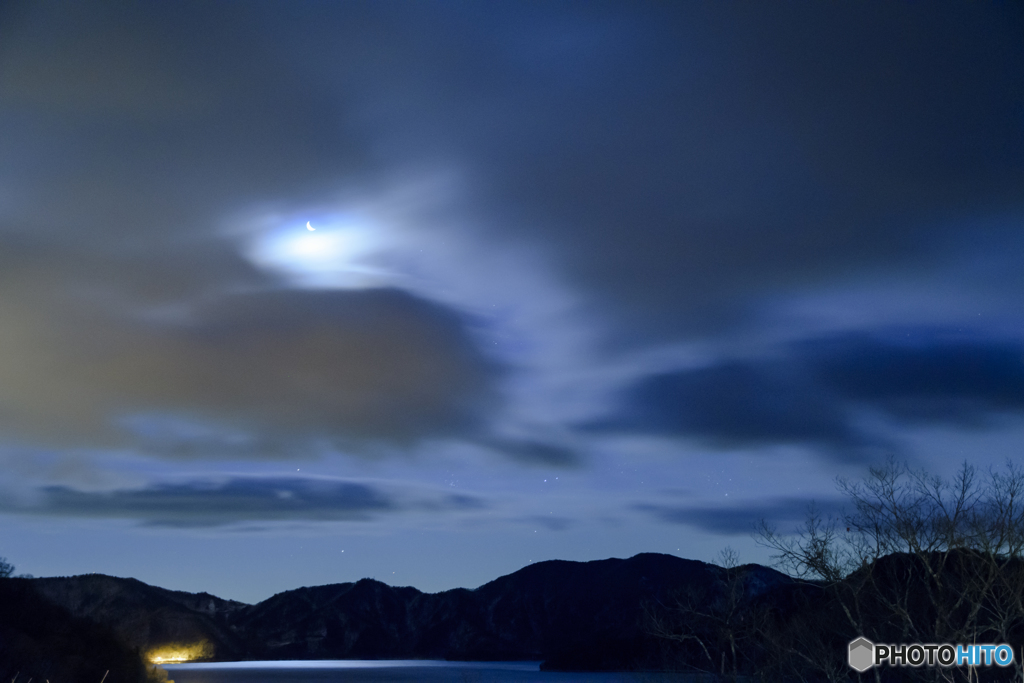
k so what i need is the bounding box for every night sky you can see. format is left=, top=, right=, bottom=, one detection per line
left=1, top=1, right=1022, bottom=604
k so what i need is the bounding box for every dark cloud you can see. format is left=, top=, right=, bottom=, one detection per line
left=635, top=497, right=848, bottom=535
left=802, top=333, right=1024, bottom=426
left=23, top=477, right=396, bottom=527
left=0, top=285, right=500, bottom=451
left=8, top=476, right=488, bottom=528
left=602, top=330, right=1024, bottom=450
left=483, top=438, right=580, bottom=468
left=464, top=2, right=1024, bottom=339
left=600, top=361, right=856, bottom=448
left=0, top=2, right=376, bottom=239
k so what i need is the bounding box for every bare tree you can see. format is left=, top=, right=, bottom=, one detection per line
left=645, top=547, right=759, bottom=682
left=0, top=557, right=13, bottom=578
left=755, top=503, right=855, bottom=584
left=756, top=456, right=1024, bottom=683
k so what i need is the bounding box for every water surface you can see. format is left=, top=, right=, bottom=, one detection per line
left=164, top=660, right=709, bottom=683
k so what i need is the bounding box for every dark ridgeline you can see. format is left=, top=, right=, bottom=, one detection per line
left=8, top=551, right=1022, bottom=680
left=227, top=552, right=791, bottom=668
left=29, top=574, right=251, bottom=661
left=0, top=577, right=149, bottom=683
left=20, top=553, right=795, bottom=671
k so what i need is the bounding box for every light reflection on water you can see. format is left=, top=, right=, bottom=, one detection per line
left=162, top=661, right=707, bottom=682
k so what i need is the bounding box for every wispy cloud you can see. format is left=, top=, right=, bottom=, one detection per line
left=635, top=497, right=849, bottom=535
left=6, top=477, right=487, bottom=528
left=596, top=330, right=1024, bottom=453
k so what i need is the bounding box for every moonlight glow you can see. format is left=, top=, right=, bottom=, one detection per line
left=245, top=217, right=392, bottom=289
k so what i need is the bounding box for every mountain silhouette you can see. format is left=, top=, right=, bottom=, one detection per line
left=24, top=553, right=795, bottom=670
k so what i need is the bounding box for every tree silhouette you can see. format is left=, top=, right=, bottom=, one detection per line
left=757, top=457, right=1024, bottom=683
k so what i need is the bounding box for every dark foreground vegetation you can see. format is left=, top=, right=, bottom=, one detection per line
left=0, top=572, right=149, bottom=683
left=650, top=458, right=1024, bottom=682
left=1, top=459, right=1020, bottom=683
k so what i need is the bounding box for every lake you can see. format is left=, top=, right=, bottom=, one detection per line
left=162, top=661, right=716, bottom=683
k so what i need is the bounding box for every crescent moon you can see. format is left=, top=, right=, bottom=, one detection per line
left=306, top=221, right=315, bottom=231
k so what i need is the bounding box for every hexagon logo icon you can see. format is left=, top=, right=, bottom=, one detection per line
left=848, top=637, right=874, bottom=672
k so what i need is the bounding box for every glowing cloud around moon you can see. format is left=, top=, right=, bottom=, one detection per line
left=244, top=215, right=394, bottom=289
